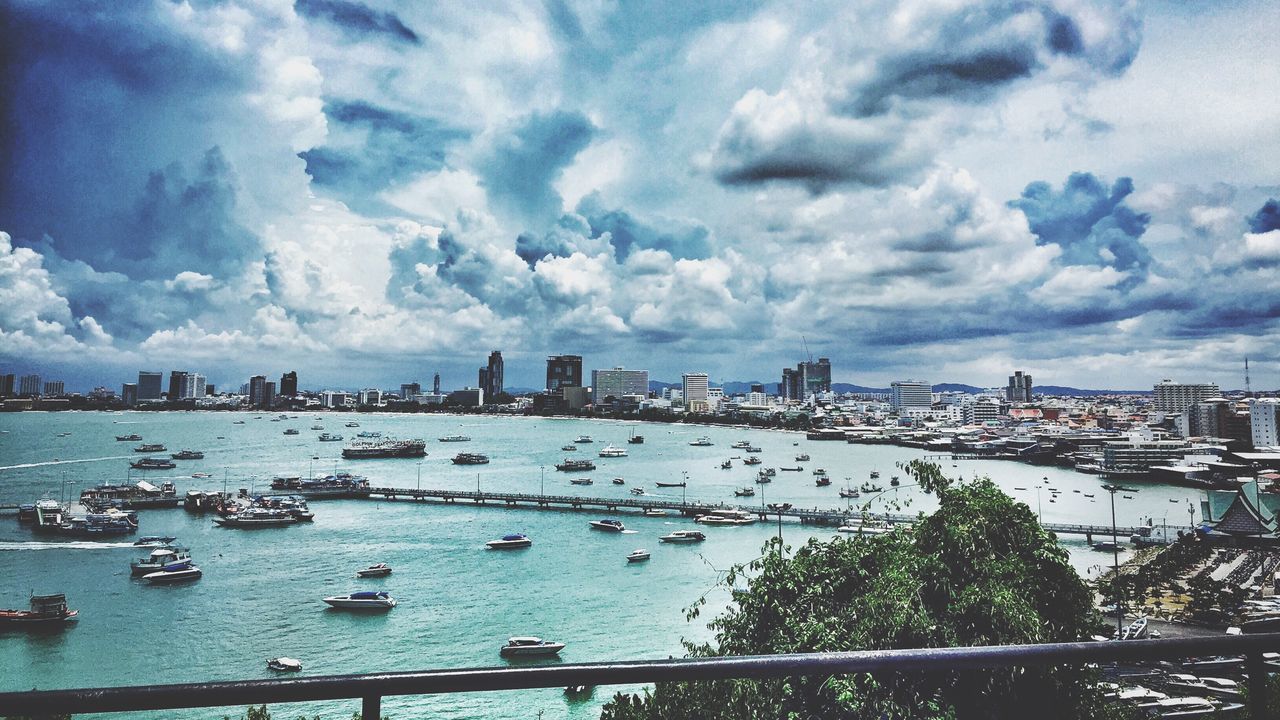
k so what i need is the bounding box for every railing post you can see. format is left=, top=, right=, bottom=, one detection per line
left=1247, top=651, right=1269, bottom=720
left=362, top=694, right=381, bottom=720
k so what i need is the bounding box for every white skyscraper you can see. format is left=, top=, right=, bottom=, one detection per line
left=591, top=367, right=649, bottom=404
left=890, top=380, right=932, bottom=411
left=1252, top=398, right=1280, bottom=448
left=682, top=372, right=709, bottom=411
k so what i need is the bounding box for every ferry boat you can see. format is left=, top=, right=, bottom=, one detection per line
left=452, top=452, right=490, bottom=465
left=130, top=457, right=177, bottom=470
left=131, top=547, right=192, bottom=575
left=323, top=591, right=396, bottom=609
left=253, top=495, right=314, bottom=521
left=570, top=478, right=593, bottom=486
left=499, top=637, right=565, bottom=657
left=32, top=499, right=66, bottom=533
left=115, top=434, right=143, bottom=441
left=356, top=563, right=393, bottom=577
left=659, top=530, right=706, bottom=543
left=626, top=549, right=651, bottom=563
left=734, top=487, right=756, bottom=497
left=597, top=444, right=628, bottom=458
left=574, top=435, right=594, bottom=443
left=171, top=449, right=204, bottom=460
left=81, top=480, right=179, bottom=510
left=142, top=562, right=203, bottom=584
left=268, top=657, right=303, bottom=672
left=486, top=534, right=533, bottom=549
left=342, top=438, right=428, bottom=459
left=556, top=458, right=596, bottom=472
left=689, top=437, right=713, bottom=446
left=0, top=594, right=78, bottom=625
left=696, top=509, right=756, bottom=526
left=135, top=443, right=167, bottom=453
left=439, top=435, right=472, bottom=442
left=60, top=510, right=138, bottom=536
left=589, top=519, right=625, bottom=532
left=317, top=433, right=343, bottom=442
left=213, top=508, right=297, bottom=528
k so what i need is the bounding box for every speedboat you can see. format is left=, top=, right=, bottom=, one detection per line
left=143, top=562, right=203, bottom=584
left=627, top=549, right=651, bottom=562
left=486, top=534, right=532, bottom=549
left=598, top=444, right=628, bottom=458
left=612, top=478, right=625, bottom=485
left=630, top=487, right=646, bottom=496
left=659, top=530, right=706, bottom=543
left=500, top=636, right=565, bottom=657
left=267, top=657, right=302, bottom=672
left=589, top=519, right=625, bottom=532
left=131, top=547, right=192, bottom=576
left=570, top=478, right=593, bottom=485
left=574, top=435, right=593, bottom=444
left=134, top=535, right=177, bottom=547
left=323, top=591, right=396, bottom=609
left=689, top=437, right=713, bottom=446
left=642, top=508, right=667, bottom=517
left=356, top=563, right=393, bottom=578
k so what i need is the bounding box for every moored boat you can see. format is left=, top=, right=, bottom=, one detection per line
left=342, top=438, right=427, bottom=459
left=323, top=591, right=396, bottom=609
left=356, top=563, right=393, bottom=577
left=142, top=562, right=202, bottom=584
left=642, top=508, right=667, bottom=517
left=131, top=547, right=192, bottom=575
left=626, top=549, right=651, bottom=562
left=130, top=458, right=176, bottom=470
left=500, top=636, right=565, bottom=657
left=213, top=508, right=297, bottom=528
left=318, top=433, right=343, bottom=442
left=598, top=444, right=628, bottom=458
left=452, top=452, right=490, bottom=465
left=487, top=534, right=533, bottom=549
left=556, top=458, right=596, bottom=472
left=589, top=519, right=625, bottom=532
left=689, top=437, right=713, bottom=446
left=734, top=487, right=756, bottom=497
left=135, top=443, right=167, bottom=453
left=0, top=593, right=78, bottom=625
left=659, top=530, right=706, bottom=543
left=171, top=449, right=204, bottom=460
left=267, top=657, right=302, bottom=672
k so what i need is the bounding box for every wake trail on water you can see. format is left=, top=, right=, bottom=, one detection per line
left=0, top=541, right=138, bottom=551
left=0, top=455, right=133, bottom=470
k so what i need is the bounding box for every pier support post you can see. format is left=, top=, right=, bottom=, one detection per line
left=1247, top=651, right=1268, bottom=720
left=362, top=694, right=381, bottom=720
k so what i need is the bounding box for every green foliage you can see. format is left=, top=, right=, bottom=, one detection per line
left=601, top=467, right=1136, bottom=720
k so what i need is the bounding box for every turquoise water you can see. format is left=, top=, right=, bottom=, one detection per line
left=0, top=412, right=1206, bottom=718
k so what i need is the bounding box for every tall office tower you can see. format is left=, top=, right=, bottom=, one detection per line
left=0, top=373, right=15, bottom=397
left=1006, top=371, right=1033, bottom=403
left=478, top=367, right=489, bottom=396
left=546, top=355, right=583, bottom=393
left=591, top=367, right=649, bottom=404
left=1152, top=379, right=1221, bottom=413
left=249, top=375, right=274, bottom=409
left=279, top=371, right=298, bottom=397
left=168, top=371, right=189, bottom=400
left=750, top=383, right=765, bottom=395
left=183, top=373, right=207, bottom=398
left=121, top=383, right=138, bottom=406
left=890, top=380, right=933, bottom=411
left=43, top=380, right=65, bottom=396
left=682, top=372, right=709, bottom=411
left=781, top=368, right=799, bottom=400
left=433, top=373, right=441, bottom=394
left=19, top=374, right=41, bottom=396
left=801, top=357, right=832, bottom=396
left=137, top=371, right=163, bottom=401
left=486, top=350, right=504, bottom=399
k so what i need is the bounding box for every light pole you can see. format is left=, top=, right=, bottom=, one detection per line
left=540, top=466, right=545, bottom=497
left=416, top=461, right=422, bottom=492
left=1102, top=483, right=1139, bottom=636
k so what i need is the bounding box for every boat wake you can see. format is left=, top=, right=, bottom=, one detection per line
left=0, top=541, right=138, bottom=551
left=620, top=529, right=639, bottom=534
left=0, top=455, right=133, bottom=470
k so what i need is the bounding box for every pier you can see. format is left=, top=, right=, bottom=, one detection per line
left=358, top=486, right=1141, bottom=539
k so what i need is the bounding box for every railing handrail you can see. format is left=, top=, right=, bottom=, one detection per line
left=3, top=633, right=1279, bottom=715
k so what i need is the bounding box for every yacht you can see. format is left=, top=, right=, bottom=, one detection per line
left=142, top=561, right=202, bottom=584
left=734, top=487, right=756, bottom=497
left=267, top=657, right=302, bottom=672
left=589, top=519, right=625, bottom=532
left=659, top=530, right=706, bottom=543
left=318, top=433, right=343, bottom=442
left=356, top=563, right=393, bottom=578
left=451, top=452, right=490, bottom=465
left=696, top=510, right=757, bottom=526
left=689, top=437, right=713, bottom=446
left=499, top=637, right=565, bottom=657
left=439, top=435, right=472, bottom=442
left=574, top=435, right=594, bottom=444
left=486, top=534, right=533, bottom=549
left=171, top=449, right=204, bottom=460
left=570, top=478, right=593, bottom=486
left=626, top=549, right=651, bottom=563
left=0, top=594, right=78, bottom=625
left=323, top=591, right=396, bottom=609
left=131, top=547, right=192, bottom=576
left=598, top=444, right=628, bottom=458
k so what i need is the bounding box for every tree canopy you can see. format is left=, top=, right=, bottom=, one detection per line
left=601, top=461, right=1127, bottom=720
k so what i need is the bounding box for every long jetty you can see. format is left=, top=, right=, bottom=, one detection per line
left=358, top=486, right=1141, bottom=541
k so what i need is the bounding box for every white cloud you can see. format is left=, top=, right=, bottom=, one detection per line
left=165, top=271, right=217, bottom=293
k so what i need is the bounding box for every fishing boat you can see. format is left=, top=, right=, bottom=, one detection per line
left=815, top=477, right=832, bottom=487
left=795, top=453, right=810, bottom=461
left=870, top=470, right=880, bottom=479
left=317, top=433, right=343, bottom=442
left=598, top=444, right=628, bottom=458
left=135, top=443, right=167, bottom=453
left=310, top=425, right=324, bottom=431
left=356, top=431, right=383, bottom=438
left=142, top=562, right=203, bottom=584
left=626, top=549, right=651, bottom=563
left=356, top=563, right=393, bottom=578
left=734, top=487, right=756, bottom=497
left=130, top=458, right=176, bottom=470
left=267, top=657, right=302, bottom=672
left=499, top=637, right=565, bottom=657
left=486, top=534, right=533, bottom=549
left=839, top=487, right=860, bottom=499
left=780, top=466, right=803, bottom=472
left=452, top=452, right=490, bottom=465
left=812, top=468, right=827, bottom=475
left=131, top=547, right=192, bottom=575
left=0, top=594, right=78, bottom=625
left=659, top=530, right=706, bottom=543
left=756, top=471, right=772, bottom=483
left=556, top=458, right=596, bottom=472
left=743, top=456, right=762, bottom=465
left=322, top=591, right=396, bottom=609
left=589, top=519, right=625, bottom=532
left=689, top=437, right=713, bottom=446
left=744, top=446, right=762, bottom=453
left=655, top=481, right=686, bottom=488
left=115, top=434, right=143, bottom=441
left=171, top=449, right=204, bottom=460
left=890, top=477, right=900, bottom=486
left=283, top=429, right=300, bottom=435
left=439, top=435, right=472, bottom=442
left=627, top=430, right=644, bottom=445
left=570, top=478, right=593, bottom=486
left=720, top=459, right=732, bottom=469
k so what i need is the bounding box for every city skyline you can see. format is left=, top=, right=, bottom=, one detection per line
left=2, top=1, right=1279, bottom=390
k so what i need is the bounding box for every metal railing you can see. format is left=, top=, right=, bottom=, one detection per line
left=2, top=633, right=1279, bottom=718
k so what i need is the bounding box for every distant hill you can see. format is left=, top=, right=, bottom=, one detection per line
left=642, top=380, right=1151, bottom=397
left=1035, top=385, right=1149, bottom=396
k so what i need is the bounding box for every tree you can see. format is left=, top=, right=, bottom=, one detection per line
left=601, top=462, right=1132, bottom=720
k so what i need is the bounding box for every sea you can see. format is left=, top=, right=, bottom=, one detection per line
left=0, top=411, right=1206, bottom=719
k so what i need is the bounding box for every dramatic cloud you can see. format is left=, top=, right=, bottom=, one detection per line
left=1011, top=172, right=1152, bottom=275
left=477, top=110, right=596, bottom=226
left=295, top=0, right=420, bottom=45
left=1250, top=199, right=1280, bottom=234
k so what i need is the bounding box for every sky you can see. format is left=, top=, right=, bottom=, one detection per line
left=1, top=0, right=1279, bottom=393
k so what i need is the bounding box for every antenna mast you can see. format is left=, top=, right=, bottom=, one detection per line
left=1246, top=357, right=1252, bottom=397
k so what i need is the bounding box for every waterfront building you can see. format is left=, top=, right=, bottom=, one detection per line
left=168, top=371, right=206, bottom=400
left=279, top=371, right=298, bottom=397
left=485, top=350, right=504, bottom=400
left=121, top=383, right=137, bottom=406
left=546, top=354, right=582, bottom=393
left=591, top=367, right=648, bottom=405
left=167, top=371, right=188, bottom=400
left=890, top=380, right=932, bottom=412
left=1253, top=399, right=1280, bottom=448
left=682, top=372, right=709, bottom=412
left=137, top=371, right=163, bottom=401
left=447, top=387, right=484, bottom=407
left=433, top=372, right=441, bottom=394
left=401, top=383, right=421, bottom=400
left=249, top=375, right=274, bottom=409
left=781, top=367, right=799, bottom=401
left=18, top=374, right=41, bottom=396
left=321, top=390, right=351, bottom=409
left=186, top=373, right=207, bottom=399
left=0, top=373, right=14, bottom=397
left=358, top=388, right=382, bottom=406
left=478, top=367, right=489, bottom=397
left=1007, top=371, right=1033, bottom=403
left=965, top=398, right=1002, bottom=424
left=42, top=380, right=65, bottom=396
left=1152, top=379, right=1220, bottom=414
left=1102, top=431, right=1189, bottom=473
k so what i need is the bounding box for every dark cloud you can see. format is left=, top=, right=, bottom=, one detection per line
left=478, top=110, right=595, bottom=225
left=515, top=230, right=575, bottom=268
left=295, top=0, right=420, bottom=45
left=1011, top=173, right=1152, bottom=275
left=1249, top=199, right=1280, bottom=234
left=1046, top=12, right=1084, bottom=55
left=845, top=47, right=1039, bottom=117
left=576, top=194, right=712, bottom=261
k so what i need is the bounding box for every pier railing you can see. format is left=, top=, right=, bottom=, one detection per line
left=3, top=633, right=1279, bottom=718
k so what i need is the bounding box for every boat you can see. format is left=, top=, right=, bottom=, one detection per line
left=574, top=435, right=593, bottom=443
left=570, top=478, right=593, bottom=486
left=870, top=470, right=880, bottom=479
left=283, top=429, right=300, bottom=435
left=342, top=438, right=428, bottom=459
left=642, top=508, right=667, bottom=517
left=720, top=459, right=732, bottom=469
left=780, top=466, right=803, bottom=472
left=626, top=549, right=651, bottom=562
left=696, top=509, right=756, bottom=526
left=564, top=685, right=594, bottom=696
left=812, top=468, right=827, bottom=475
left=836, top=521, right=895, bottom=536
left=1093, top=541, right=1124, bottom=552
left=135, top=443, right=167, bottom=452
left=743, top=456, right=762, bottom=465
left=561, top=445, right=577, bottom=451
left=270, top=472, right=370, bottom=498
left=131, top=547, right=191, bottom=575
left=630, top=487, right=646, bottom=496
left=486, top=534, right=532, bottom=549
left=171, top=449, right=204, bottom=460
left=130, top=457, right=176, bottom=470
left=452, top=452, right=491, bottom=465
left=815, top=477, right=832, bottom=487
left=32, top=499, right=66, bottom=533
left=322, top=591, right=396, bottom=609
left=0, top=594, right=78, bottom=625
left=82, top=480, right=179, bottom=509
left=499, top=636, right=565, bottom=657
left=839, top=487, right=860, bottom=499
left=890, top=476, right=900, bottom=486
left=213, top=508, right=297, bottom=528
left=356, top=431, right=382, bottom=438
left=734, top=487, right=756, bottom=497
left=732, top=440, right=751, bottom=449
left=589, top=519, right=625, bottom=532
left=345, top=422, right=360, bottom=427
left=612, top=478, right=626, bottom=485
left=756, top=471, right=772, bottom=483
left=556, top=458, right=595, bottom=472
left=764, top=467, right=777, bottom=476
left=439, top=435, right=472, bottom=442
left=744, top=446, right=761, bottom=453
left=627, top=433, right=644, bottom=445
left=310, top=425, right=324, bottom=431
left=233, top=420, right=246, bottom=425
left=318, top=433, right=343, bottom=442
left=659, top=530, right=706, bottom=543
left=655, top=481, right=686, bottom=488
left=689, top=437, right=713, bottom=446
left=598, top=444, right=628, bottom=458
left=59, top=510, right=138, bottom=536
left=191, top=472, right=213, bottom=478
left=115, top=434, right=143, bottom=441
left=142, top=562, right=203, bottom=584
left=795, top=453, right=810, bottom=461
left=356, top=563, right=393, bottom=578
left=267, top=657, right=303, bottom=672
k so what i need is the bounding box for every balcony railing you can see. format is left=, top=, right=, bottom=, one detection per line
left=2, top=633, right=1279, bottom=718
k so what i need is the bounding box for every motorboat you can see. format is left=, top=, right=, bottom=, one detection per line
left=452, top=452, right=491, bottom=465
left=439, top=435, right=472, bottom=442
left=323, top=591, right=396, bottom=609
left=318, top=433, right=343, bottom=442
left=115, top=434, right=143, bottom=441
left=267, top=657, right=302, bottom=672
left=696, top=510, right=756, bottom=526
left=598, top=444, right=628, bottom=458
left=135, top=443, right=167, bottom=453
left=570, top=478, right=593, bottom=486
left=734, top=487, right=756, bottom=497
left=142, top=562, right=203, bottom=584
left=795, top=453, right=810, bottom=461
left=626, top=549, right=651, bottom=562
left=356, top=563, right=393, bottom=577
left=0, top=593, right=78, bottom=625
left=743, top=456, right=762, bottom=465
left=561, top=445, right=577, bottom=451
left=642, top=508, right=667, bottom=517
left=659, top=530, right=706, bottom=543
left=812, top=468, right=827, bottom=475
left=130, top=457, right=177, bottom=470
left=500, top=636, right=565, bottom=657
left=689, top=437, right=713, bottom=446
left=486, top=534, right=532, bottom=549
left=815, top=477, right=832, bottom=487
left=732, top=440, right=751, bottom=449
left=131, top=547, right=192, bottom=576
left=171, top=449, right=204, bottom=460
left=612, top=478, right=626, bottom=485
left=283, top=429, right=300, bottom=435
left=214, top=508, right=297, bottom=528
left=574, top=435, right=594, bottom=443
left=589, top=519, right=625, bottom=532
left=630, top=487, right=646, bottom=496
left=134, top=535, right=177, bottom=547
left=655, top=481, right=686, bottom=488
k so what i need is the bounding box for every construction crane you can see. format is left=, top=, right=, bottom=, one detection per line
left=802, top=335, right=813, bottom=364
left=1246, top=357, right=1252, bottom=397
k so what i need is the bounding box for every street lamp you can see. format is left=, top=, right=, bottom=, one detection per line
left=416, top=461, right=422, bottom=492
left=767, top=502, right=792, bottom=547
left=1101, top=483, right=1139, bottom=636
left=540, top=466, right=545, bottom=497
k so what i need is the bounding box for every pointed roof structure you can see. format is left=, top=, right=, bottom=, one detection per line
left=1211, top=484, right=1279, bottom=537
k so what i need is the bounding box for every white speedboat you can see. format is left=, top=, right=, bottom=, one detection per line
left=323, top=591, right=396, bottom=609
left=659, top=530, right=706, bottom=543
left=267, top=657, right=302, bottom=672
left=627, top=549, right=651, bottom=562
left=133, top=535, right=177, bottom=547
left=356, top=563, right=392, bottom=578
left=486, top=534, right=532, bottom=549
left=689, top=437, right=713, bottom=446
left=131, top=547, right=192, bottom=576
left=500, top=636, right=566, bottom=657
left=589, top=519, right=625, bottom=532
left=143, top=562, right=203, bottom=584
left=598, top=444, right=627, bottom=458
left=574, top=435, right=593, bottom=443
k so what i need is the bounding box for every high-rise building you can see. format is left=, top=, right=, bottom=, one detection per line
left=1152, top=379, right=1220, bottom=414
left=279, top=371, right=298, bottom=397
left=750, top=383, right=765, bottom=395
left=0, top=374, right=15, bottom=397
left=546, top=355, right=583, bottom=393
left=682, top=372, right=709, bottom=411
left=1007, top=371, right=1033, bottom=403
left=19, top=374, right=41, bottom=396
left=802, top=358, right=832, bottom=396
left=781, top=368, right=799, bottom=401
left=359, top=388, right=382, bottom=406
left=183, top=373, right=207, bottom=399
left=1252, top=399, right=1280, bottom=448
left=890, top=380, right=933, bottom=411
left=43, top=380, right=65, bottom=396
left=137, top=371, right=163, bottom=401
left=478, top=367, right=489, bottom=396
left=249, top=375, right=274, bottom=409
left=168, top=371, right=189, bottom=400
left=485, top=350, right=504, bottom=400
left=433, top=373, right=441, bottom=394
left=592, top=367, right=649, bottom=404
left=121, top=383, right=137, bottom=406
left=401, top=383, right=421, bottom=399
